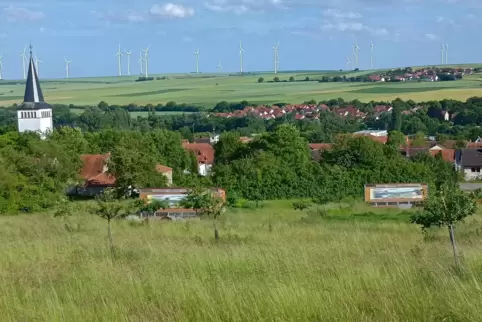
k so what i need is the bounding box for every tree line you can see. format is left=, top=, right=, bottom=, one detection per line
left=3, top=96, right=482, bottom=144
left=0, top=124, right=456, bottom=215
left=212, top=126, right=455, bottom=203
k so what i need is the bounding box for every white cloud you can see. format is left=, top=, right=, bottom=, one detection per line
left=320, top=21, right=387, bottom=36
left=149, top=3, right=194, bottom=18
left=91, top=3, right=195, bottom=24
left=323, top=9, right=362, bottom=19
left=425, top=33, right=437, bottom=41
left=204, top=0, right=284, bottom=14
left=322, top=21, right=364, bottom=31
left=4, top=6, right=45, bottom=22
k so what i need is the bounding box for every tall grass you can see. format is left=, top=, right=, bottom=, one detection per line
left=1, top=202, right=482, bottom=321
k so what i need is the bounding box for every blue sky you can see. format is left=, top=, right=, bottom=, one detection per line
left=0, top=0, right=480, bottom=79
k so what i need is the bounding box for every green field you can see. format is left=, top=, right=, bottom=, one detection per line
left=1, top=65, right=482, bottom=108
left=2, top=200, right=482, bottom=321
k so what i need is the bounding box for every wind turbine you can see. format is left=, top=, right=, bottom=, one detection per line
left=441, top=42, right=445, bottom=65
left=445, top=43, right=449, bottom=65
left=35, top=55, right=42, bottom=76
left=142, top=45, right=151, bottom=78
left=64, top=57, right=72, bottom=78
left=0, top=55, right=3, bottom=80
left=115, top=44, right=123, bottom=76
left=239, top=41, right=245, bottom=74
left=20, top=47, right=27, bottom=79
left=194, top=49, right=200, bottom=73
left=138, top=51, right=144, bottom=75
left=351, top=48, right=357, bottom=70
left=346, top=56, right=352, bottom=70
left=272, top=42, right=280, bottom=74
left=370, top=41, right=374, bottom=69
left=217, top=60, right=223, bottom=71
left=124, top=49, right=132, bottom=76
left=354, top=39, right=360, bottom=69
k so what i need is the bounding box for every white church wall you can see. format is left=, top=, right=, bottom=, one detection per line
left=17, top=108, right=53, bottom=139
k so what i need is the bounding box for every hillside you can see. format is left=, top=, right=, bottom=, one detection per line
left=0, top=65, right=481, bottom=107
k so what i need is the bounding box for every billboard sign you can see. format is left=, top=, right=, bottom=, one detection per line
left=146, top=193, right=186, bottom=207
left=139, top=188, right=226, bottom=207
left=364, top=184, right=427, bottom=203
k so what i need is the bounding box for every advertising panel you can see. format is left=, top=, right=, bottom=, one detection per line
left=364, top=184, right=428, bottom=203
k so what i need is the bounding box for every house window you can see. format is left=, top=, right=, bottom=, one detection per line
left=471, top=167, right=481, bottom=173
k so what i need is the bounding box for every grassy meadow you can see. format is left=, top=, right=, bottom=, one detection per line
left=2, top=200, right=482, bottom=321
left=1, top=66, right=482, bottom=108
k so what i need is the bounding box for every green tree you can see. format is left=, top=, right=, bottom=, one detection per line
left=289, top=76, right=295, bottom=82
left=390, top=102, right=403, bottom=131
left=411, top=131, right=426, bottom=147
left=411, top=184, right=477, bottom=270
left=273, top=76, right=280, bottom=82
left=436, top=133, right=449, bottom=144
left=108, top=145, right=167, bottom=196
left=90, top=189, right=131, bottom=258
left=181, top=187, right=226, bottom=240
left=387, top=130, right=406, bottom=147
left=258, top=77, right=264, bottom=83
left=305, top=76, right=310, bottom=81
left=54, top=197, right=74, bottom=232
left=214, top=132, right=245, bottom=165
left=136, top=199, right=169, bottom=219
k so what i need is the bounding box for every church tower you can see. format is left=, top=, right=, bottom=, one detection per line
left=17, top=45, right=53, bottom=139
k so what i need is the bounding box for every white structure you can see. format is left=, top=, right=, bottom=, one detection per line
left=138, top=51, right=144, bottom=74
left=21, top=47, right=27, bottom=79
left=445, top=43, right=448, bottom=64
left=217, top=61, right=223, bottom=71
left=35, top=55, right=42, bottom=76
left=441, top=43, right=445, bottom=65
left=17, top=45, right=53, bottom=139
left=124, top=50, right=132, bottom=75
left=142, top=45, right=151, bottom=78
left=64, top=57, right=72, bottom=78
left=0, top=54, right=3, bottom=80
left=194, top=49, right=200, bottom=73
left=273, top=42, right=280, bottom=74
left=239, top=41, right=245, bottom=73
left=353, top=39, right=360, bottom=69
left=353, top=130, right=388, bottom=137
left=115, top=44, right=123, bottom=76
left=346, top=56, right=351, bottom=70
left=370, top=41, right=374, bottom=69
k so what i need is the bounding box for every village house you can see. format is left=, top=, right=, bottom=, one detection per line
left=69, top=153, right=173, bottom=196
left=455, top=149, right=482, bottom=181
left=182, top=142, right=214, bottom=176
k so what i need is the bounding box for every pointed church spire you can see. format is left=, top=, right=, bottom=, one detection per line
left=23, top=44, right=45, bottom=105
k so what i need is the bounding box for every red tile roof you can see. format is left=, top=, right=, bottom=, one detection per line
left=352, top=134, right=388, bottom=144
left=239, top=136, right=253, bottom=143
left=80, top=153, right=110, bottom=180
left=80, top=153, right=171, bottom=186
left=183, top=143, right=215, bottom=165
left=156, top=164, right=173, bottom=173
left=430, top=149, right=455, bottom=163
left=309, top=143, right=333, bottom=150
left=87, top=172, right=116, bottom=186
left=80, top=153, right=116, bottom=186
